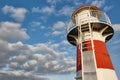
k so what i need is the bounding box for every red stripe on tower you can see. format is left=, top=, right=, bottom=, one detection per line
left=77, top=45, right=81, bottom=71
left=76, top=40, right=114, bottom=71
left=94, top=40, right=114, bottom=69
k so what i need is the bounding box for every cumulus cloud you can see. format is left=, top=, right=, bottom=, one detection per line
left=113, top=24, right=120, bottom=31
left=52, top=31, right=62, bottom=36
left=23, top=60, right=38, bottom=70
left=0, top=40, right=11, bottom=66
left=31, top=21, right=41, bottom=27
left=0, top=21, right=29, bottom=41
left=10, top=42, right=75, bottom=74
left=103, top=6, right=113, bottom=11
left=0, top=70, right=50, bottom=80
left=91, top=0, right=105, bottom=8
left=2, top=5, right=27, bottom=22
left=53, top=21, right=66, bottom=30
left=85, top=0, right=113, bottom=12
left=10, top=55, right=27, bottom=63
left=61, top=40, right=69, bottom=45
left=9, top=62, right=20, bottom=69
left=85, top=0, right=92, bottom=4
left=58, top=6, right=74, bottom=16
left=0, top=41, right=29, bottom=67
left=0, top=39, right=75, bottom=74
left=0, top=4, right=75, bottom=76
left=33, top=54, right=46, bottom=62
left=47, top=0, right=61, bottom=5
left=32, top=6, right=55, bottom=15
left=73, top=0, right=83, bottom=6
left=52, top=21, right=66, bottom=36
left=30, top=21, right=45, bottom=31
left=35, top=55, right=76, bottom=74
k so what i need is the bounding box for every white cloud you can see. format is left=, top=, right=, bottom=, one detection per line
left=0, top=40, right=20, bottom=66
left=0, top=21, right=29, bottom=41
left=40, top=26, right=45, bottom=29
left=9, top=62, right=19, bottom=69
left=47, top=0, right=61, bottom=5
left=33, top=54, right=46, bottom=62
left=113, top=24, right=120, bottom=31
left=41, top=6, right=55, bottom=14
left=30, top=21, right=45, bottom=31
left=53, top=21, right=66, bottom=30
left=0, top=3, right=75, bottom=76
left=32, top=6, right=55, bottom=15
left=2, top=5, right=27, bottom=22
left=58, top=6, right=74, bottom=16
left=28, top=43, right=75, bottom=73
left=10, top=55, right=27, bottom=63
left=31, top=21, right=41, bottom=27
left=35, top=55, right=75, bottom=74
left=61, top=40, right=69, bottom=45
left=50, top=43, right=59, bottom=49
left=23, top=60, right=37, bottom=70
left=73, top=0, right=83, bottom=6
left=85, top=0, right=92, bottom=3
left=104, top=6, right=113, bottom=11
left=52, top=31, right=62, bottom=36
left=40, top=16, right=48, bottom=22
left=0, top=70, right=50, bottom=80
left=52, top=21, right=66, bottom=36
left=0, top=40, right=75, bottom=74
left=32, top=7, right=40, bottom=13
left=91, top=0, right=105, bottom=8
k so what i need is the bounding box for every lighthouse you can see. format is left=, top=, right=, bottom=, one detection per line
left=67, top=6, right=118, bottom=80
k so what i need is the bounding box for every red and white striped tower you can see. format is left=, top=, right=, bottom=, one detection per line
left=67, top=6, right=118, bottom=80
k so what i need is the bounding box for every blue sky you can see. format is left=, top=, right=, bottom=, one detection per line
left=0, top=0, right=120, bottom=80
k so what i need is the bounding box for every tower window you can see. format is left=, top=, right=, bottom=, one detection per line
left=90, top=11, right=97, bottom=17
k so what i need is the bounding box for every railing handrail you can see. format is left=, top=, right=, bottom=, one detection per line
left=67, top=10, right=111, bottom=33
